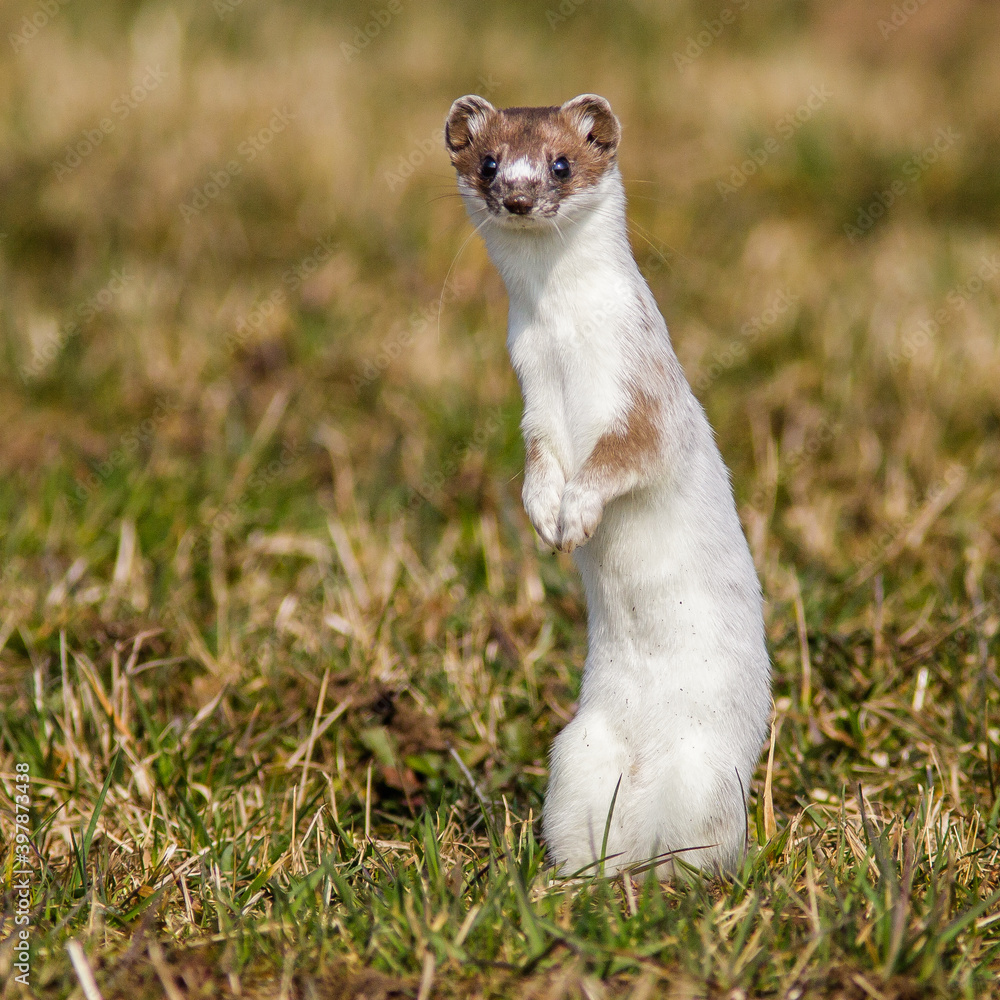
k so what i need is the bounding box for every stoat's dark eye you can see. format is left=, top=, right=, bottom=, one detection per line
left=480, top=155, right=498, bottom=180
left=551, top=156, right=571, bottom=180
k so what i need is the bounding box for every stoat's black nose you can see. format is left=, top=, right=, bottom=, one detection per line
left=503, top=193, right=534, bottom=215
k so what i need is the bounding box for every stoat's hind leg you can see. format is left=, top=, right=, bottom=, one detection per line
left=542, top=711, right=640, bottom=877
left=643, top=740, right=748, bottom=875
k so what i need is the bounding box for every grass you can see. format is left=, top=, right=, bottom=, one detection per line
left=1, top=0, right=1000, bottom=996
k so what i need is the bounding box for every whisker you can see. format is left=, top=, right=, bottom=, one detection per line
left=550, top=214, right=568, bottom=249
left=436, top=212, right=490, bottom=346
left=627, top=192, right=678, bottom=207
left=627, top=215, right=692, bottom=267
left=551, top=200, right=689, bottom=276
left=426, top=192, right=467, bottom=204
left=628, top=225, right=677, bottom=270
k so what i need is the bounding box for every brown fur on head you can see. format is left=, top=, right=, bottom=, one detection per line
left=444, top=94, right=621, bottom=223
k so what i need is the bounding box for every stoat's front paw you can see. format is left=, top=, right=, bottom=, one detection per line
left=523, top=479, right=563, bottom=550
left=556, top=484, right=604, bottom=553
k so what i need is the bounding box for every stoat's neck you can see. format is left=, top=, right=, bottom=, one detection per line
left=480, top=167, right=640, bottom=312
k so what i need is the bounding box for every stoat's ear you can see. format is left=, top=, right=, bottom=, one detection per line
left=444, top=95, right=497, bottom=152
left=560, top=94, right=621, bottom=153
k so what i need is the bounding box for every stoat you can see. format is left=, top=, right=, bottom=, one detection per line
left=444, top=94, right=771, bottom=876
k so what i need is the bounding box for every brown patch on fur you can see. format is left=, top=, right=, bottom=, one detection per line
left=580, top=386, right=662, bottom=487
left=524, top=436, right=545, bottom=479
left=444, top=94, right=621, bottom=210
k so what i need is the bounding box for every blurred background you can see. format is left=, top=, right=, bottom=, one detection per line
left=3, top=0, right=998, bottom=580
left=1, top=0, right=999, bottom=919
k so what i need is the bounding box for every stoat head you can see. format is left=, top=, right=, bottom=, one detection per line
left=444, top=94, right=621, bottom=230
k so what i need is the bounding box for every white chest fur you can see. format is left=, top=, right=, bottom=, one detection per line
left=486, top=173, right=644, bottom=476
